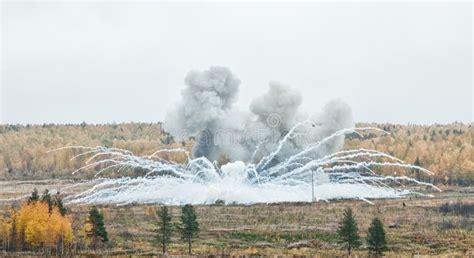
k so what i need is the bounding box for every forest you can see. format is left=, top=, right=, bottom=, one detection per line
left=0, top=122, right=472, bottom=256
left=0, top=122, right=472, bottom=185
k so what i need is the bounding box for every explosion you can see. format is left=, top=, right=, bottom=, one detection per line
left=52, top=66, right=439, bottom=205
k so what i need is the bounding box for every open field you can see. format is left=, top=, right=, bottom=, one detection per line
left=1, top=180, right=473, bottom=256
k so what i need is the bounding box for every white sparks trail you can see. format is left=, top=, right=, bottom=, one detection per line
left=48, top=126, right=440, bottom=205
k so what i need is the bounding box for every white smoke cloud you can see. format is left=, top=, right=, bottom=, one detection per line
left=293, top=99, right=355, bottom=160
left=164, top=66, right=354, bottom=164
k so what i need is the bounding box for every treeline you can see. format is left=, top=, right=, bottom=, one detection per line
left=0, top=123, right=185, bottom=179
left=346, top=122, right=473, bottom=185
left=0, top=122, right=472, bottom=184
left=0, top=189, right=108, bottom=255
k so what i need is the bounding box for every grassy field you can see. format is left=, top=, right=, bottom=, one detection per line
left=0, top=180, right=472, bottom=256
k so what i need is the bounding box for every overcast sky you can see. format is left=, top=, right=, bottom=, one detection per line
left=1, top=1, right=472, bottom=125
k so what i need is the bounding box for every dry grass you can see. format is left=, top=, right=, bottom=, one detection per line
left=1, top=180, right=472, bottom=256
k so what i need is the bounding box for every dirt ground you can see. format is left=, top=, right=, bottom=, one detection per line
left=0, top=180, right=473, bottom=256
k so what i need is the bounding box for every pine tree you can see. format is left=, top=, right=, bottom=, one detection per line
left=53, top=191, right=67, bottom=216
left=41, top=189, right=53, bottom=212
left=156, top=206, right=173, bottom=254
left=366, top=217, right=387, bottom=255
left=177, top=204, right=200, bottom=255
left=27, top=188, right=39, bottom=204
left=337, top=207, right=361, bottom=255
left=88, top=206, right=108, bottom=248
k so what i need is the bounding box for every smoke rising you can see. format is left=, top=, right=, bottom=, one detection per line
left=250, top=82, right=303, bottom=132
left=52, top=70, right=437, bottom=205
left=164, top=66, right=241, bottom=161
left=164, top=66, right=354, bottom=165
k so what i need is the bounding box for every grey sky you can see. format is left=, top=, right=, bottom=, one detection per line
left=1, top=1, right=472, bottom=125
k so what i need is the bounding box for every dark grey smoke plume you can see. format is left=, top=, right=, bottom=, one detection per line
left=164, top=66, right=354, bottom=164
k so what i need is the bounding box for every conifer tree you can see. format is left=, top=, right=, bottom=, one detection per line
left=156, top=206, right=173, bottom=254
left=41, top=189, right=53, bottom=212
left=53, top=191, right=67, bottom=216
left=366, top=217, right=387, bottom=255
left=87, top=206, right=108, bottom=248
left=177, top=204, right=199, bottom=255
left=337, top=207, right=361, bottom=255
left=27, top=188, right=39, bottom=204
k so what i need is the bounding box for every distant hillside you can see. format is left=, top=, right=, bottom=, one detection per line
left=346, top=123, right=473, bottom=185
left=0, top=122, right=472, bottom=185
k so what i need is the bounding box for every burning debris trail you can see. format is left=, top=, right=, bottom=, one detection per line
left=53, top=126, right=440, bottom=205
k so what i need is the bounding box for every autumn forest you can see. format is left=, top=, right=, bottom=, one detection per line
left=0, top=122, right=472, bottom=184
